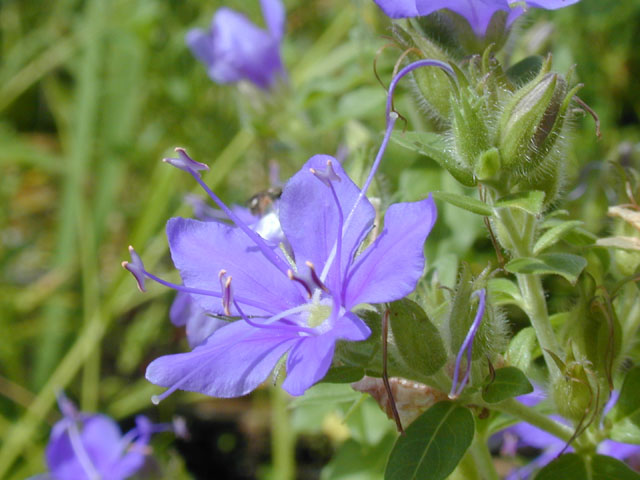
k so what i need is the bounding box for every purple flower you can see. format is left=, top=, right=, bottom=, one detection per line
left=37, top=394, right=166, bottom=480
left=125, top=148, right=436, bottom=400
left=501, top=389, right=640, bottom=479
left=372, top=0, right=581, bottom=36
left=186, top=0, right=286, bottom=89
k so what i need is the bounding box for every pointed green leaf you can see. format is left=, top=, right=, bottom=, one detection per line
left=591, top=454, right=640, bottom=479
left=612, top=366, right=640, bottom=425
left=533, top=220, right=584, bottom=254
left=506, top=327, right=538, bottom=372
left=534, top=454, right=586, bottom=480
left=482, top=366, right=533, bottom=403
left=389, top=299, right=447, bottom=376
left=322, top=366, right=365, bottom=384
left=385, top=402, right=474, bottom=480
left=505, top=253, right=587, bottom=285
left=432, top=191, right=492, bottom=216
left=495, top=191, right=546, bottom=215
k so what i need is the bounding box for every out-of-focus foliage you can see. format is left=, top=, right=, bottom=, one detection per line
left=0, top=0, right=639, bottom=478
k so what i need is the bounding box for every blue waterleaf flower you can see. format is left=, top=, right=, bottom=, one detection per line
left=124, top=149, right=436, bottom=400
left=186, top=0, right=286, bottom=89
left=372, top=0, right=580, bottom=36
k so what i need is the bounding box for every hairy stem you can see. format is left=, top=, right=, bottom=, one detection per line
left=491, top=398, right=574, bottom=442
left=470, top=434, right=500, bottom=480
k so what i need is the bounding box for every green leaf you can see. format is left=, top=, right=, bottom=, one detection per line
left=487, top=278, right=522, bottom=307
left=505, top=253, right=587, bottom=285
left=482, top=367, right=533, bottom=403
left=384, top=402, right=474, bottom=480
left=389, top=299, right=447, bottom=377
left=610, top=418, right=640, bottom=444
left=495, top=191, right=546, bottom=215
left=322, top=366, right=365, bottom=384
left=506, top=327, right=538, bottom=372
left=535, top=454, right=640, bottom=480
left=534, top=454, right=586, bottom=480
left=591, top=454, right=640, bottom=479
left=611, top=366, right=640, bottom=427
left=533, top=220, right=584, bottom=254
left=432, top=191, right=492, bottom=216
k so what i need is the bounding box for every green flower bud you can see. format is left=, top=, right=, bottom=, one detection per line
left=450, top=89, right=491, bottom=172
left=498, top=72, right=560, bottom=170
left=551, top=357, right=594, bottom=422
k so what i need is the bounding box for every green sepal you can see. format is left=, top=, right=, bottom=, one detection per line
left=432, top=191, right=491, bottom=216
left=391, top=131, right=476, bottom=186
left=494, top=190, right=546, bottom=215
left=533, top=220, right=585, bottom=254
left=505, top=55, right=545, bottom=86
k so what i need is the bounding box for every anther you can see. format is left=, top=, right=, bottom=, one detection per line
left=287, top=269, right=313, bottom=298
left=122, top=245, right=146, bottom=292
left=219, top=270, right=233, bottom=316
left=310, top=159, right=341, bottom=187
left=305, top=261, right=330, bottom=293
left=163, top=147, right=209, bottom=176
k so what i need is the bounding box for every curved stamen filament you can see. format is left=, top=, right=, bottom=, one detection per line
left=449, top=289, right=487, bottom=399
left=288, top=269, right=313, bottom=298
left=67, top=421, right=101, bottom=480
left=152, top=360, right=213, bottom=405
left=321, top=59, right=456, bottom=284
left=305, top=261, right=329, bottom=293
left=219, top=270, right=232, bottom=315
left=122, top=260, right=274, bottom=313
left=234, top=300, right=316, bottom=335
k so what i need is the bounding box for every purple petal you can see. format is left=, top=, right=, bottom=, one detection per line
left=524, top=0, right=581, bottom=9
left=598, top=440, right=640, bottom=461
left=167, top=217, right=303, bottom=316
left=146, top=320, right=298, bottom=398
left=343, top=196, right=436, bottom=308
left=372, top=0, right=419, bottom=17
left=260, top=0, right=286, bottom=39
left=279, top=155, right=376, bottom=293
left=170, top=292, right=225, bottom=347
left=282, top=313, right=371, bottom=396
left=187, top=8, right=284, bottom=89
left=81, top=416, right=127, bottom=471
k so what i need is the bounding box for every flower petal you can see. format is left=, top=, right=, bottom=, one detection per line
left=279, top=155, right=376, bottom=293
left=146, top=320, right=298, bottom=398
left=170, top=292, right=225, bottom=347
left=372, top=0, right=419, bottom=18
left=167, top=217, right=302, bottom=316
left=282, top=313, right=370, bottom=396
left=260, top=0, right=286, bottom=39
left=343, top=196, right=436, bottom=308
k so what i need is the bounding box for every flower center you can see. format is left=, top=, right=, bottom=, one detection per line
left=307, top=303, right=333, bottom=328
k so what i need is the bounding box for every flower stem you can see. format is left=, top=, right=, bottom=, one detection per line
left=271, top=385, right=295, bottom=480
left=493, top=208, right=562, bottom=380
left=491, top=398, right=574, bottom=442
left=470, top=434, right=500, bottom=480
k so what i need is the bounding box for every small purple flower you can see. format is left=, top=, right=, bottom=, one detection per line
left=36, top=394, right=167, bottom=480
left=125, top=148, right=436, bottom=400
left=372, top=0, right=581, bottom=36
left=186, top=0, right=286, bottom=89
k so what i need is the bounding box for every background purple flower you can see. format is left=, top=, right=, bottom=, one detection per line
left=37, top=395, right=158, bottom=480
left=143, top=154, right=437, bottom=400
left=186, top=0, right=286, bottom=89
left=372, top=0, right=581, bottom=35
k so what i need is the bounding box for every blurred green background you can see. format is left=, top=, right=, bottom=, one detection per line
left=0, top=0, right=638, bottom=478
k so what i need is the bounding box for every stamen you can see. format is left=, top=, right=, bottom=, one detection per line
left=163, top=147, right=209, bottom=176
left=152, top=360, right=213, bottom=405
left=219, top=270, right=232, bottom=315
left=67, top=421, right=101, bottom=480
left=305, top=261, right=329, bottom=293
left=449, top=289, right=487, bottom=399
left=309, top=159, right=341, bottom=187
left=121, top=245, right=146, bottom=292
left=288, top=269, right=313, bottom=298
left=121, top=246, right=274, bottom=312
left=163, top=148, right=289, bottom=276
